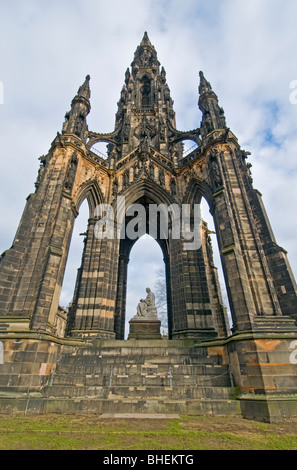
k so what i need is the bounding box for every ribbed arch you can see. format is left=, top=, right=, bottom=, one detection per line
left=182, top=177, right=214, bottom=211
left=74, top=179, right=104, bottom=217
left=113, top=178, right=175, bottom=261
left=116, top=178, right=177, bottom=209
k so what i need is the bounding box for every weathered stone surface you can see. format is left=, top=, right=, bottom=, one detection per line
left=0, top=33, right=296, bottom=421
left=128, top=319, right=162, bottom=340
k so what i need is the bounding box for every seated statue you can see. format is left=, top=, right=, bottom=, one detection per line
left=136, top=287, right=158, bottom=319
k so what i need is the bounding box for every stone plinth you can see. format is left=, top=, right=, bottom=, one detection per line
left=128, top=317, right=162, bottom=340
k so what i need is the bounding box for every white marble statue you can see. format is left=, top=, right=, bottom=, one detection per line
left=136, top=287, right=158, bottom=319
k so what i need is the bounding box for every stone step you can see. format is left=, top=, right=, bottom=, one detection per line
left=45, top=384, right=236, bottom=400
left=40, top=396, right=241, bottom=416
left=58, top=354, right=222, bottom=367
left=75, top=343, right=209, bottom=355
left=54, top=362, right=226, bottom=377
left=51, top=369, right=230, bottom=388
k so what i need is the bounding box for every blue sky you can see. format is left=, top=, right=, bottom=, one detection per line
left=0, top=0, right=297, bottom=335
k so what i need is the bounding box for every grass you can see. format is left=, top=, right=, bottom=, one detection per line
left=0, top=414, right=297, bottom=450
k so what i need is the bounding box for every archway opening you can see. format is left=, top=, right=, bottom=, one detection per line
left=182, top=139, right=199, bottom=158
left=59, top=198, right=89, bottom=311
left=141, top=76, right=151, bottom=108
left=90, top=141, right=109, bottom=159
left=200, top=197, right=232, bottom=328
left=125, top=234, right=167, bottom=339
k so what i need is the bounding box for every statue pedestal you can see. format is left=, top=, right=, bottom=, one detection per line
left=128, top=317, right=162, bottom=340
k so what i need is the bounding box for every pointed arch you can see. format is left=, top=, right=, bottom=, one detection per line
left=59, top=198, right=89, bottom=312
left=140, top=75, right=151, bottom=107
left=182, top=177, right=214, bottom=210
left=113, top=177, right=177, bottom=263
left=118, top=177, right=177, bottom=208
left=125, top=235, right=166, bottom=339
left=113, top=178, right=177, bottom=339
left=86, top=132, right=119, bottom=151
left=74, top=179, right=105, bottom=217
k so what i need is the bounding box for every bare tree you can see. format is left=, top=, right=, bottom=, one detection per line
left=154, top=268, right=168, bottom=335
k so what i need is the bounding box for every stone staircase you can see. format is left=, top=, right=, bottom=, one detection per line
left=42, top=340, right=241, bottom=416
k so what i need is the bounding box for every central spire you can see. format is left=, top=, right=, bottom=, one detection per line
left=131, top=32, right=160, bottom=73
left=111, top=32, right=179, bottom=161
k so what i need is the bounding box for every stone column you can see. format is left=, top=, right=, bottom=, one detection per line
left=208, top=146, right=282, bottom=332
left=69, top=220, right=120, bottom=339
left=114, top=254, right=129, bottom=339
left=31, top=190, right=77, bottom=331
left=0, top=145, right=74, bottom=332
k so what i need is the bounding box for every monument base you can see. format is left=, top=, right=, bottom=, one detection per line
left=128, top=317, right=162, bottom=340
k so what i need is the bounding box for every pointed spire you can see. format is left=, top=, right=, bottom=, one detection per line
left=140, top=31, right=152, bottom=46
left=71, top=74, right=91, bottom=113
left=77, top=75, right=91, bottom=101
left=198, top=71, right=212, bottom=95
left=62, top=75, right=91, bottom=141
left=131, top=32, right=159, bottom=74
left=198, top=71, right=226, bottom=136
left=114, top=35, right=177, bottom=161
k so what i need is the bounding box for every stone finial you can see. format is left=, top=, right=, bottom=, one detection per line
left=198, top=71, right=212, bottom=95
left=77, top=75, right=91, bottom=101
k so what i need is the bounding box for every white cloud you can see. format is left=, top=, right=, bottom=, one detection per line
left=0, top=0, right=296, bottom=327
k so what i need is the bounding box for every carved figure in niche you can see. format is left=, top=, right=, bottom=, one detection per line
left=112, top=177, right=118, bottom=196
left=139, top=122, right=151, bottom=152
left=246, top=162, right=253, bottom=185
left=164, top=85, right=170, bottom=102
left=64, top=152, right=78, bottom=192
left=140, top=134, right=150, bottom=152
left=123, top=170, right=129, bottom=187
left=74, top=114, right=84, bottom=137
left=136, top=288, right=158, bottom=319
left=206, top=234, right=215, bottom=267
left=159, top=115, right=166, bottom=141
left=122, top=118, right=130, bottom=141
left=35, top=155, right=46, bottom=189
left=133, top=159, right=141, bottom=177
left=209, top=149, right=222, bottom=189
left=171, top=144, right=180, bottom=164
left=159, top=168, right=165, bottom=186
left=203, top=109, right=213, bottom=133
left=170, top=178, right=177, bottom=195
left=149, top=162, right=155, bottom=178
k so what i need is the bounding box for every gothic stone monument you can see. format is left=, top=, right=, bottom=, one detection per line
left=0, top=33, right=297, bottom=421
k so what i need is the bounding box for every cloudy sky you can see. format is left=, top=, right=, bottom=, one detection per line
left=1, top=0, right=297, bottom=336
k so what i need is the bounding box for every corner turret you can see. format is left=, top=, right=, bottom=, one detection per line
left=62, top=75, right=91, bottom=142
left=198, top=71, right=226, bottom=138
